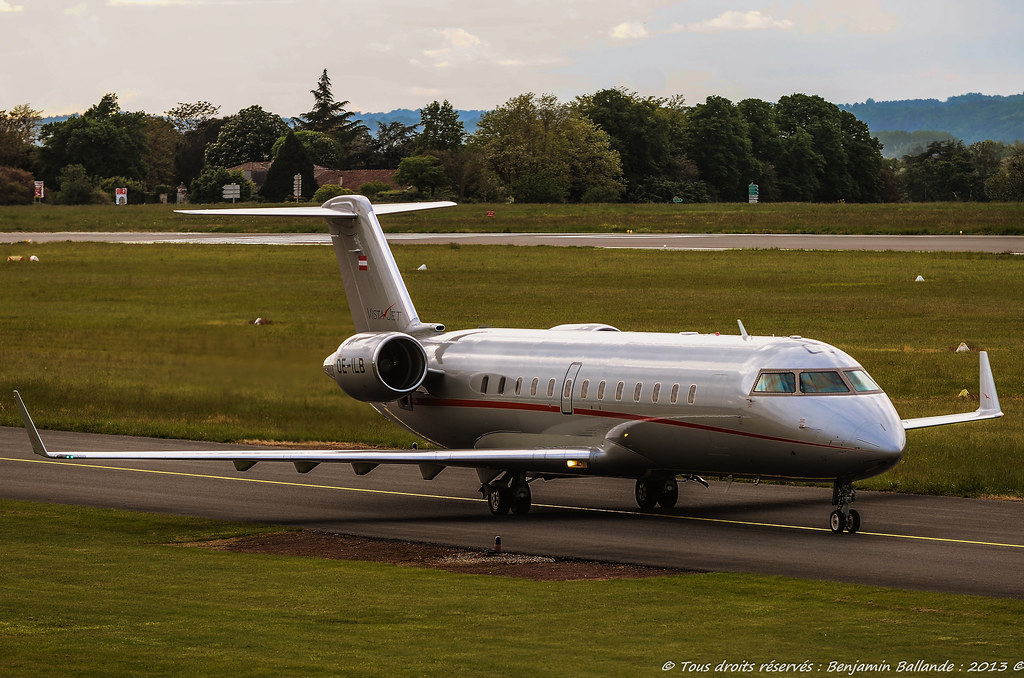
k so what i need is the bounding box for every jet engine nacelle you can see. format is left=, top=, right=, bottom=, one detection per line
left=323, top=332, right=428, bottom=402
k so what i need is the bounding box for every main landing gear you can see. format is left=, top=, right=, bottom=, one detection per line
left=830, top=480, right=861, bottom=534
left=482, top=472, right=532, bottom=515
left=634, top=476, right=679, bottom=511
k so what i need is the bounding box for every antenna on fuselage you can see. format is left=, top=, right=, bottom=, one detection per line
left=737, top=319, right=750, bottom=341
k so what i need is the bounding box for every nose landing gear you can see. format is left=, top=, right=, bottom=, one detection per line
left=830, top=480, right=860, bottom=534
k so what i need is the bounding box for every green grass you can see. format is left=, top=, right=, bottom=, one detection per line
left=1, top=242, right=1021, bottom=497
left=2, top=200, right=1023, bottom=234
left=2, top=500, right=1022, bottom=676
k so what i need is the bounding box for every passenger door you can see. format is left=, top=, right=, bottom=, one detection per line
left=560, top=362, right=583, bottom=415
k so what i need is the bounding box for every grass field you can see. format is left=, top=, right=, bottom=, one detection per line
left=2, top=215, right=1022, bottom=673
left=0, top=241, right=1021, bottom=498
left=2, top=200, right=1024, bottom=234
left=3, top=500, right=1023, bottom=676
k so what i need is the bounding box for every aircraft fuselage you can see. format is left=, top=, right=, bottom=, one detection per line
left=345, top=328, right=906, bottom=484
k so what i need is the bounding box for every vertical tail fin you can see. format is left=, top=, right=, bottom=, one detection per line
left=322, top=195, right=440, bottom=334
left=178, top=197, right=454, bottom=335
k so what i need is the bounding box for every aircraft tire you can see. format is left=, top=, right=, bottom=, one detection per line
left=657, top=478, right=679, bottom=509
left=847, top=509, right=861, bottom=534
left=635, top=480, right=658, bottom=511
left=487, top=485, right=511, bottom=515
left=509, top=481, right=532, bottom=515
left=829, top=509, right=847, bottom=534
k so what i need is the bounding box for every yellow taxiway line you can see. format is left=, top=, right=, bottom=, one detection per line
left=5, top=456, right=1023, bottom=551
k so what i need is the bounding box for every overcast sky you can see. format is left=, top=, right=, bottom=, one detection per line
left=2, top=0, right=1022, bottom=118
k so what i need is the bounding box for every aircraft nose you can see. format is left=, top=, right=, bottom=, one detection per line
left=323, top=353, right=338, bottom=380
left=853, top=420, right=905, bottom=457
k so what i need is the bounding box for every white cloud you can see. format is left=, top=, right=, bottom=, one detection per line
left=442, top=27, right=482, bottom=49
left=786, top=0, right=900, bottom=34
left=107, top=0, right=197, bottom=5
left=106, top=0, right=293, bottom=5
left=675, top=10, right=793, bottom=34
left=0, top=0, right=24, bottom=11
left=610, top=21, right=648, bottom=40
left=420, top=27, right=485, bottom=67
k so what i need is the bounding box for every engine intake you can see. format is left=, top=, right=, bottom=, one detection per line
left=324, top=332, right=428, bottom=402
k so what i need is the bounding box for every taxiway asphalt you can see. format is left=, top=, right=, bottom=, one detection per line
left=3, top=426, right=1022, bottom=599
left=2, top=231, right=1024, bottom=252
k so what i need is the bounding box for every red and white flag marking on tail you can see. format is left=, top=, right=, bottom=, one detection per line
left=357, top=255, right=368, bottom=271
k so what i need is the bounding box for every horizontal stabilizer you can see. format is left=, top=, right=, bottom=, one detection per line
left=177, top=201, right=456, bottom=219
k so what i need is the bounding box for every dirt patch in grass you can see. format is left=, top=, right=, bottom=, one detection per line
left=185, top=530, right=696, bottom=581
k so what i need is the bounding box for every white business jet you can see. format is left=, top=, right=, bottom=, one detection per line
left=15, top=196, right=1003, bottom=533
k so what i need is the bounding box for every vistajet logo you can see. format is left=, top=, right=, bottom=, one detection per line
left=367, top=304, right=402, bottom=323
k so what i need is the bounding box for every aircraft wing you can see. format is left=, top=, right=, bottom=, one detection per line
left=901, top=351, right=1003, bottom=430
left=14, top=391, right=597, bottom=476
left=176, top=201, right=456, bottom=218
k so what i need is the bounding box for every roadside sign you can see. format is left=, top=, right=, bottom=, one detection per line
left=115, top=187, right=128, bottom=205
left=748, top=183, right=759, bottom=204
left=34, top=181, right=44, bottom=200
left=293, top=174, right=302, bottom=202
left=222, top=183, right=241, bottom=203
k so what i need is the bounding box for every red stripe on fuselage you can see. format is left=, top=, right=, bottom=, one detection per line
left=412, top=397, right=858, bottom=451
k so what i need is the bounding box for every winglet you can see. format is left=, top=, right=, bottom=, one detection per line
left=977, top=350, right=1001, bottom=419
left=901, top=351, right=1004, bottom=430
left=13, top=390, right=53, bottom=458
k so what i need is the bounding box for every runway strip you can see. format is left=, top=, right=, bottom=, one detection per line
left=7, top=453, right=1023, bottom=550
left=3, top=426, right=1023, bottom=598
left=3, top=231, right=1024, bottom=252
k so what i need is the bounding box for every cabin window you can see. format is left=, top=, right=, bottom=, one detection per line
left=753, top=372, right=797, bottom=394
left=633, top=382, right=643, bottom=402
left=799, top=371, right=850, bottom=394
left=670, top=384, right=680, bottom=404
left=652, top=383, right=661, bottom=403
left=531, top=377, right=539, bottom=396
left=547, top=378, right=556, bottom=398
left=687, top=384, right=697, bottom=404
left=563, top=379, right=573, bottom=399
left=514, top=377, right=523, bottom=396
left=497, top=376, right=506, bottom=394
left=615, top=381, right=624, bottom=401
left=845, top=369, right=881, bottom=393
left=580, top=379, right=590, bottom=399
left=480, top=375, right=489, bottom=394
left=597, top=380, right=606, bottom=400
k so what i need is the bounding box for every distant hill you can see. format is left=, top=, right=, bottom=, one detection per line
left=41, top=108, right=487, bottom=135
left=356, top=108, right=485, bottom=135
left=840, top=92, right=1024, bottom=145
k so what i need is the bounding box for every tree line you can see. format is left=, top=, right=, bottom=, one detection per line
left=1, top=70, right=1022, bottom=205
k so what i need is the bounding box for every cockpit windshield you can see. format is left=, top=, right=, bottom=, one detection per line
left=799, top=371, right=849, bottom=393
left=750, top=368, right=882, bottom=396
left=845, top=369, right=881, bottom=392
left=753, top=372, right=796, bottom=393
